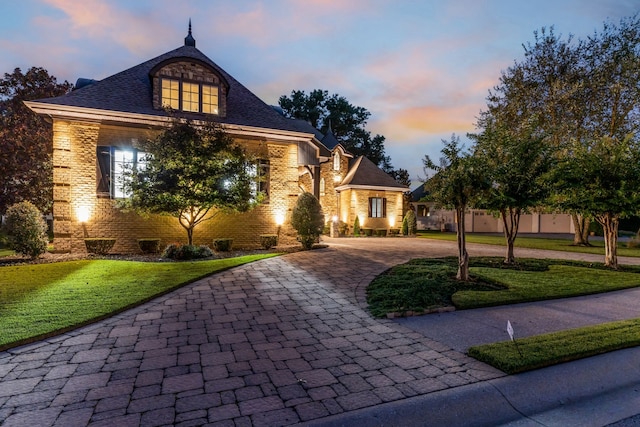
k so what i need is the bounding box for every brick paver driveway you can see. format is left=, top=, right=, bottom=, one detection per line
left=1, top=237, right=630, bottom=427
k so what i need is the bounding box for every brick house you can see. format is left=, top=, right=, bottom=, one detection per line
left=26, top=26, right=407, bottom=253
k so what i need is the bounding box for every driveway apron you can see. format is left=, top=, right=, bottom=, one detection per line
left=0, top=237, right=636, bottom=427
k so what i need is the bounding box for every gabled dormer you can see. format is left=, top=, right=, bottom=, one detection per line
left=149, top=22, right=229, bottom=117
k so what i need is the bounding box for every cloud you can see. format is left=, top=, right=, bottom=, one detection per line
left=39, top=0, right=175, bottom=54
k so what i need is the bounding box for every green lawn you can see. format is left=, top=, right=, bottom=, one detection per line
left=0, top=254, right=277, bottom=350
left=367, top=256, right=640, bottom=374
left=468, top=319, right=640, bottom=374
left=0, top=248, right=14, bottom=257
left=454, top=264, right=640, bottom=308
left=367, top=257, right=640, bottom=316
left=418, top=231, right=640, bottom=257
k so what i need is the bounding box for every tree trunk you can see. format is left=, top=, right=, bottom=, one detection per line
left=501, top=207, right=520, bottom=264
left=455, top=205, right=469, bottom=281
left=571, top=213, right=592, bottom=246
left=187, top=227, right=194, bottom=246
left=598, top=213, right=619, bottom=269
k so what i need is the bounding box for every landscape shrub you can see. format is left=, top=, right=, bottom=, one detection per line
left=212, top=238, right=233, bottom=252
left=376, top=228, right=388, bottom=237
left=84, top=238, right=116, bottom=255
left=162, top=243, right=213, bottom=260
left=291, top=192, right=325, bottom=249
left=353, top=216, right=361, bottom=236
left=138, top=239, right=161, bottom=254
left=404, top=210, right=417, bottom=235
left=4, top=201, right=49, bottom=258
left=338, top=221, right=349, bottom=236
left=260, top=234, right=278, bottom=249
left=402, top=216, right=409, bottom=235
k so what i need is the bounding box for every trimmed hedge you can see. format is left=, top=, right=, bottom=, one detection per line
left=138, top=239, right=161, bottom=254
left=212, top=238, right=233, bottom=252
left=260, top=235, right=278, bottom=249
left=84, top=238, right=116, bottom=255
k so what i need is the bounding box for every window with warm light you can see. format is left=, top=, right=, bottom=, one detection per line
left=368, top=197, right=387, bottom=218
left=319, top=178, right=325, bottom=196
left=161, top=79, right=179, bottom=109
left=97, top=147, right=147, bottom=199
left=248, top=159, right=270, bottom=202
left=161, top=78, right=219, bottom=114
left=333, top=152, right=340, bottom=171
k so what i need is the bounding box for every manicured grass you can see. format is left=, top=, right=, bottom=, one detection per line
left=366, top=258, right=502, bottom=317
left=0, top=248, right=14, bottom=257
left=368, top=256, right=640, bottom=374
left=468, top=319, right=640, bottom=374
left=0, top=254, right=278, bottom=350
left=367, top=257, right=640, bottom=316
left=418, top=231, right=640, bottom=257
left=454, top=264, right=640, bottom=308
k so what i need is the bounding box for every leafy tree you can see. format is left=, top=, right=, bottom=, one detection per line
left=279, top=89, right=391, bottom=169
left=121, top=120, right=257, bottom=245
left=552, top=136, right=640, bottom=269
left=291, top=192, right=325, bottom=249
left=0, top=67, right=72, bottom=213
left=471, top=120, right=553, bottom=264
left=516, top=27, right=593, bottom=246
left=423, top=135, right=486, bottom=280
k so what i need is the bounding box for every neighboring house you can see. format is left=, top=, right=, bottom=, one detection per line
left=26, top=25, right=407, bottom=253
left=411, top=186, right=574, bottom=234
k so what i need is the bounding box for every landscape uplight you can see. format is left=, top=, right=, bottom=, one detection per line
left=77, top=206, right=90, bottom=223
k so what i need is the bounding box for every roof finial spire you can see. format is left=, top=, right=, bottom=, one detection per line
left=184, top=18, right=196, bottom=47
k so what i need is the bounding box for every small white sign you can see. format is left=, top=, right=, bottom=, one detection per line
left=507, top=320, right=514, bottom=341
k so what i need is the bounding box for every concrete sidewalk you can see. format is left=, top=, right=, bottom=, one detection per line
left=0, top=237, right=639, bottom=426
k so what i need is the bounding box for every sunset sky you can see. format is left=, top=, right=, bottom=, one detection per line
left=0, top=0, right=636, bottom=187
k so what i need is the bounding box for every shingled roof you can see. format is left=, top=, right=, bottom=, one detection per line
left=336, top=156, right=408, bottom=191
left=30, top=37, right=314, bottom=134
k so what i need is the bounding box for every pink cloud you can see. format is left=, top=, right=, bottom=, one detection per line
left=39, top=0, right=175, bottom=55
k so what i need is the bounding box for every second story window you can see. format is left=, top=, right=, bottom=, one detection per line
left=161, top=78, right=219, bottom=114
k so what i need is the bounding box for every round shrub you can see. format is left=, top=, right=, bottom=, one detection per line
left=4, top=201, right=49, bottom=259
left=291, top=192, right=325, bottom=250
left=162, top=243, right=213, bottom=260
left=260, top=234, right=278, bottom=249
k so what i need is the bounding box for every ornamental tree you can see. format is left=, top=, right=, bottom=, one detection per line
left=423, top=135, right=487, bottom=281
left=120, top=120, right=257, bottom=245
left=552, top=136, right=640, bottom=269
left=472, top=120, right=554, bottom=264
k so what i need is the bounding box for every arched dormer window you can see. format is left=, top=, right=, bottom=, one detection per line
left=151, top=57, right=228, bottom=116
left=333, top=151, right=340, bottom=171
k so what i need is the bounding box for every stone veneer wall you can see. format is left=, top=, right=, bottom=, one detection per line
left=51, top=120, right=301, bottom=254
left=318, top=150, right=350, bottom=224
